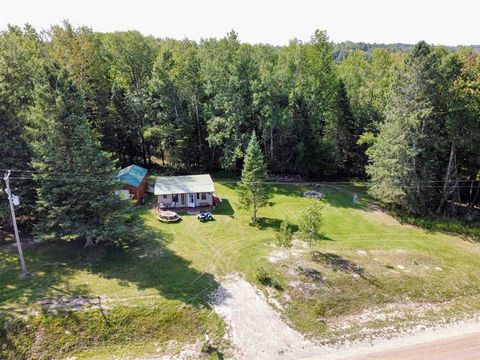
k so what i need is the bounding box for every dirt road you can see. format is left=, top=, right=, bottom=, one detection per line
left=344, top=332, right=480, bottom=360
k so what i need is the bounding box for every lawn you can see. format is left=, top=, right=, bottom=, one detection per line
left=149, top=182, right=480, bottom=340
left=1, top=181, right=480, bottom=358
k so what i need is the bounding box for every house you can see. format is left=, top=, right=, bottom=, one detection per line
left=117, top=165, right=148, bottom=203
left=154, top=174, right=218, bottom=209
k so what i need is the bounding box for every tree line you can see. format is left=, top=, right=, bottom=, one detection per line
left=332, top=41, right=480, bottom=61
left=1, top=22, right=479, bottom=240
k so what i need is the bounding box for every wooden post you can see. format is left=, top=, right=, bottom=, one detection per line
left=3, top=171, right=30, bottom=279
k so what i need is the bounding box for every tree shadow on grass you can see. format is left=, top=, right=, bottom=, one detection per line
left=84, top=222, right=219, bottom=308
left=251, top=217, right=300, bottom=233
left=0, top=211, right=220, bottom=313
left=0, top=239, right=93, bottom=315
left=251, top=217, right=283, bottom=231
left=0, top=211, right=225, bottom=360
left=311, top=251, right=382, bottom=287
left=215, top=199, right=234, bottom=217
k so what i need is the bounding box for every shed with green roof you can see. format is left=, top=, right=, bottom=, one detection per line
left=117, top=165, right=148, bottom=203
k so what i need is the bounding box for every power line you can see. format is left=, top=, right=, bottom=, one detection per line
left=5, top=176, right=478, bottom=188
left=2, top=169, right=478, bottom=183
left=8, top=176, right=120, bottom=183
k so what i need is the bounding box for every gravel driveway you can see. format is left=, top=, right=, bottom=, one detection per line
left=210, top=273, right=323, bottom=359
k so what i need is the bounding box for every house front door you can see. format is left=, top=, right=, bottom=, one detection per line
left=188, top=193, right=195, bottom=208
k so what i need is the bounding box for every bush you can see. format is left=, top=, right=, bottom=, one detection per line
left=299, top=200, right=324, bottom=247
left=255, top=267, right=282, bottom=290
left=275, top=220, right=293, bottom=248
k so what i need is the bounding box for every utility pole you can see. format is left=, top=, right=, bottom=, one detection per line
left=3, top=170, right=31, bottom=279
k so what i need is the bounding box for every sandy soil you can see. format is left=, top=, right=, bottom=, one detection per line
left=211, top=274, right=480, bottom=360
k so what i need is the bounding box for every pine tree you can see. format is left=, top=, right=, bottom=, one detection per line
left=0, top=25, right=42, bottom=225
left=30, top=68, right=132, bottom=246
left=367, top=42, right=444, bottom=214
left=237, top=131, right=270, bottom=222
left=325, top=80, right=358, bottom=176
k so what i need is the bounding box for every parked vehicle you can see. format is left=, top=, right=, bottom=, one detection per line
left=197, top=211, right=213, bottom=222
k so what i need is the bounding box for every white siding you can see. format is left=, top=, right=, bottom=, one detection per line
left=194, top=192, right=213, bottom=206
left=157, top=192, right=213, bottom=208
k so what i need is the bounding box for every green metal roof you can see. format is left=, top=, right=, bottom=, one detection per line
left=154, top=174, right=214, bottom=195
left=117, top=165, right=148, bottom=188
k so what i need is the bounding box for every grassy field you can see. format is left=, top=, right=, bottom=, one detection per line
left=1, top=181, right=480, bottom=358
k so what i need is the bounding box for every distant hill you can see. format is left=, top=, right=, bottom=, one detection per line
left=333, top=41, right=480, bottom=61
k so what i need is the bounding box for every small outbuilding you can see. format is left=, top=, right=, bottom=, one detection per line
left=117, top=165, right=148, bottom=204
left=154, top=174, right=218, bottom=209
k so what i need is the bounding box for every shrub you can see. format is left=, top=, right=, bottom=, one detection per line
left=255, top=267, right=282, bottom=290
left=275, top=220, right=293, bottom=248
left=299, top=200, right=324, bottom=247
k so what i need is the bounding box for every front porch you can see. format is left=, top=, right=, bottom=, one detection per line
left=156, top=193, right=221, bottom=214
left=156, top=203, right=216, bottom=214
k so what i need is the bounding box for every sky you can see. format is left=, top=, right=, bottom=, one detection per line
left=0, top=0, right=479, bottom=46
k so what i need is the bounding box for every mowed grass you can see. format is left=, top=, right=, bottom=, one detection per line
left=146, top=182, right=480, bottom=338
left=150, top=182, right=480, bottom=282
left=1, top=181, right=480, bottom=358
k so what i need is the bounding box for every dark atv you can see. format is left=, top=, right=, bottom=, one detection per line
left=197, top=211, right=213, bottom=222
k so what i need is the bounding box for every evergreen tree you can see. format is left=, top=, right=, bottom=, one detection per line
left=0, top=25, right=42, bottom=225
left=237, top=131, right=270, bottom=222
left=367, top=42, right=445, bottom=214
left=30, top=68, right=132, bottom=246
left=325, top=80, right=358, bottom=176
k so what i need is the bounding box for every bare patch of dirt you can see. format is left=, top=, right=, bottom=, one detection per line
left=265, top=286, right=284, bottom=311
left=268, top=250, right=290, bottom=263
left=267, top=245, right=306, bottom=264
left=329, top=300, right=447, bottom=333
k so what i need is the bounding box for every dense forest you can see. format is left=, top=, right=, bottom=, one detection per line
left=332, top=41, right=480, bottom=61
left=1, top=22, right=479, bottom=239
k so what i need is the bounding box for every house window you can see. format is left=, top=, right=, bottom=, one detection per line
left=163, top=195, right=167, bottom=199
left=172, top=194, right=178, bottom=202
left=201, top=193, right=206, bottom=200
left=196, top=193, right=200, bottom=199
